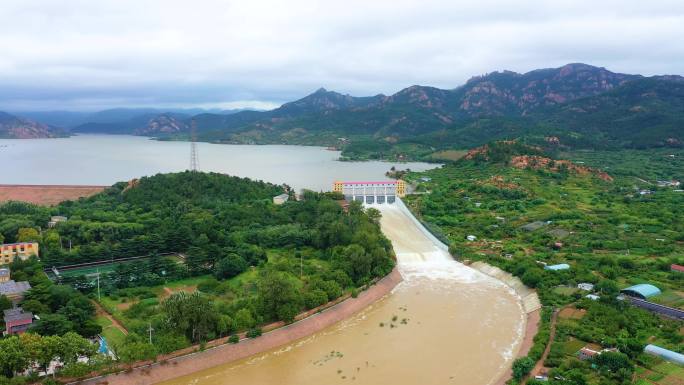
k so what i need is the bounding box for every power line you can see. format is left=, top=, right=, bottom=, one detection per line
left=190, top=119, right=199, bottom=172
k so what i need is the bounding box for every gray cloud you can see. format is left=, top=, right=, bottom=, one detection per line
left=1, top=0, right=683, bottom=111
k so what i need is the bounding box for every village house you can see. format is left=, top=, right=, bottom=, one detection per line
left=273, top=193, right=289, bottom=205
left=3, top=307, right=33, bottom=335
left=577, top=283, right=594, bottom=291
left=578, top=346, right=618, bottom=361
left=671, top=264, right=684, bottom=273
left=0, top=280, right=32, bottom=302
left=0, top=267, right=10, bottom=283
left=1, top=242, right=40, bottom=265
left=47, top=215, right=68, bottom=228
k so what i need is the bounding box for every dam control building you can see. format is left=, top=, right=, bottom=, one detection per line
left=333, top=180, right=406, bottom=204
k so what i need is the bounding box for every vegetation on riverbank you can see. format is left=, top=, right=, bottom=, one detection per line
left=405, top=142, right=683, bottom=385
left=0, top=172, right=395, bottom=381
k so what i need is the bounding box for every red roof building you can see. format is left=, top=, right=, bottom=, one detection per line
left=3, top=308, right=33, bottom=335
left=671, top=264, right=684, bottom=273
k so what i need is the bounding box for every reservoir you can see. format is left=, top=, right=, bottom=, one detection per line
left=0, top=135, right=434, bottom=191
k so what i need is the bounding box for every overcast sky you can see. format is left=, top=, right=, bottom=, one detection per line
left=1, top=0, right=683, bottom=111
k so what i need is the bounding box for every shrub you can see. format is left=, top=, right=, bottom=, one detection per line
left=246, top=328, right=262, bottom=338
left=228, top=334, right=239, bottom=344
left=512, top=357, right=535, bottom=380
left=304, top=289, right=328, bottom=309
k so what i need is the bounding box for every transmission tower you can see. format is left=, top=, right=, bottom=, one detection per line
left=190, top=119, right=200, bottom=172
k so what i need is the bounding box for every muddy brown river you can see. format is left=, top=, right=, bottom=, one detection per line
left=159, top=204, right=526, bottom=385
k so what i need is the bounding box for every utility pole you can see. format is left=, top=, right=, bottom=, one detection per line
left=148, top=322, right=154, bottom=344
left=96, top=269, right=101, bottom=301
left=300, top=253, right=303, bottom=278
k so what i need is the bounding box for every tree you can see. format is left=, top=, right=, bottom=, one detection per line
left=217, top=315, right=233, bottom=337
left=365, top=208, right=382, bottom=223
left=34, top=335, right=61, bottom=374
left=0, top=337, right=28, bottom=377
left=214, top=254, right=248, bottom=279
left=162, top=292, right=217, bottom=342
left=58, top=332, right=96, bottom=366
left=334, top=244, right=373, bottom=284
left=256, top=270, right=303, bottom=323
left=20, top=299, right=49, bottom=315
left=31, top=313, right=74, bottom=336
left=16, top=228, right=40, bottom=243
left=303, top=289, right=328, bottom=309
left=233, top=308, right=256, bottom=331
left=594, top=351, right=633, bottom=379
left=511, top=356, right=535, bottom=380
left=521, top=270, right=543, bottom=288
left=595, top=279, right=619, bottom=297
left=0, top=295, right=11, bottom=312
left=117, top=340, right=157, bottom=363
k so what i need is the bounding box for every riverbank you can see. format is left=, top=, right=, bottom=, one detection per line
left=0, top=184, right=105, bottom=205
left=72, top=268, right=403, bottom=385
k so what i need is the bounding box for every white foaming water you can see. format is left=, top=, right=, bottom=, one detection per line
left=373, top=201, right=528, bottom=366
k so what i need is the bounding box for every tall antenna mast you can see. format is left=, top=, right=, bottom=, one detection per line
left=190, top=119, right=199, bottom=172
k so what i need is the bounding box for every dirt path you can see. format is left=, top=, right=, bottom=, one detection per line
left=93, top=300, right=128, bottom=336
left=525, top=308, right=559, bottom=383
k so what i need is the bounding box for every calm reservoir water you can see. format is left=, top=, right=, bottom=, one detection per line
left=0, top=135, right=435, bottom=190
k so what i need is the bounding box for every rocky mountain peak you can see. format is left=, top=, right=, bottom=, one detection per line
left=0, top=111, right=57, bottom=139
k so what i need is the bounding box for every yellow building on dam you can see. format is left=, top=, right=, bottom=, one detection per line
left=333, top=180, right=406, bottom=204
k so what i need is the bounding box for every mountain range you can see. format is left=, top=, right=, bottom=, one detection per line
left=2, top=63, right=682, bottom=157
left=0, top=111, right=63, bottom=139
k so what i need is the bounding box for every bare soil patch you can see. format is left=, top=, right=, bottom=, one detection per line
left=0, top=184, right=105, bottom=206
left=559, top=306, right=586, bottom=320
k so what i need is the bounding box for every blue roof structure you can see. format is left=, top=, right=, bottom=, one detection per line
left=621, top=284, right=661, bottom=299
left=644, top=344, right=684, bottom=365
left=544, top=263, right=570, bottom=271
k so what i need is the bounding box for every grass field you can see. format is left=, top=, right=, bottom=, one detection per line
left=561, top=338, right=587, bottom=355
left=635, top=361, right=684, bottom=385
left=95, top=315, right=126, bottom=349
left=430, top=149, right=468, bottom=162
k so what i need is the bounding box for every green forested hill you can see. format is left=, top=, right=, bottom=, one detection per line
left=404, top=143, right=684, bottom=385
left=189, top=64, right=683, bottom=158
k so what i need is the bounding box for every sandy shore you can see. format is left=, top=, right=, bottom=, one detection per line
left=73, top=268, right=403, bottom=385
left=0, top=184, right=105, bottom=206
